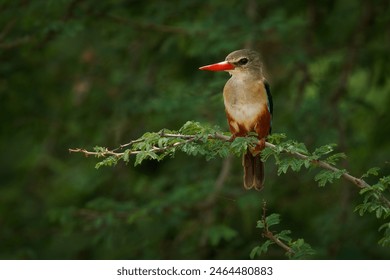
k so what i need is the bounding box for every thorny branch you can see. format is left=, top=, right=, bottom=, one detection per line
left=75, top=133, right=363, bottom=176
left=69, top=131, right=390, bottom=208
left=69, top=131, right=227, bottom=157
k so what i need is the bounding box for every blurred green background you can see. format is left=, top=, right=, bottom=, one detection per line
left=1, top=0, right=389, bottom=259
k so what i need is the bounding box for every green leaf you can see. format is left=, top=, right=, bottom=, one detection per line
left=230, top=137, right=253, bottom=156
left=361, top=167, right=380, bottom=178
left=260, top=147, right=275, bottom=161
left=250, top=240, right=274, bottom=259
left=277, top=157, right=305, bottom=175
left=267, top=133, right=287, bottom=144
left=266, top=213, right=281, bottom=227
left=141, top=132, right=160, bottom=144
left=379, top=175, right=390, bottom=186
left=376, top=207, right=383, bottom=219
left=378, top=223, right=390, bottom=246
left=134, top=151, right=159, bottom=166
left=294, top=142, right=309, bottom=155
left=288, top=239, right=316, bottom=259
left=256, top=213, right=280, bottom=229
left=95, top=156, right=119, bottom=169
left=379, top=222, right=390, bottom=232
left=256, top=220, right=265, bottom=229
left=313, top=144, right=336, bottom=158
left=157, top=137, right=168, bottom=148
left=378, top=236, right=390, bottom=247
left=249, top=246, right=261, bottom=259
left=354, top=203, right=368, bottom=216
left=314, top=169, right=346, bottom=187
left=93, top=146, right=107, bottom=154
left=275, top=230, right=292, bottom=243
left=179, top=121, right=204, bottom=135
left=326, top=152, right=347, bottom=165
left=123, top=149, right=131, bottom=162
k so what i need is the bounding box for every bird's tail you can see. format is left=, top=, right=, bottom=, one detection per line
left=242, top=149, right=264, bottom=190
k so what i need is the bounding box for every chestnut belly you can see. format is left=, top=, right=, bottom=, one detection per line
left=225, top=102, right=270, bottom=138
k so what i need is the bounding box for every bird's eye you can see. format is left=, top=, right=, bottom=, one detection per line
left=238, top=58, right=248, bottom=65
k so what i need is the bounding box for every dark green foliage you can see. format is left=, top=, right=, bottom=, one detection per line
left=355, top=175, right=390, bottom=246
left=1, top=0, right=390, bottom=260
left=251, top=212, right=315, bottom=259
left=74, top=121, right=390, bottom=256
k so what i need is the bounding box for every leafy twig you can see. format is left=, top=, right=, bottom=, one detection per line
left=261, top=201, right=294, bottom=255
left=251, top=201, right=315, bottom=259
left=69, top=127, right=388, bottom=206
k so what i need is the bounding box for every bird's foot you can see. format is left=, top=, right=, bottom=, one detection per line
left=258, top=138, right=266, bottom=150
left=228, top=135, right=237, bottom=142
left=251, top=138, right=266, bottom=155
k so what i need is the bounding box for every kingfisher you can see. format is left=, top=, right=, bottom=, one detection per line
left=199, top=49, right=273, bottom=190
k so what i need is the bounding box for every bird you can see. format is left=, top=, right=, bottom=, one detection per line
left=199, top=49, right=273, bottom=190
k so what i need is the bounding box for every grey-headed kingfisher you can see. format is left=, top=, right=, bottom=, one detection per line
left=199, top=49, right=273, bottom=190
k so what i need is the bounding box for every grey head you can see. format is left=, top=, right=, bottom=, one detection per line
left=225, top=49, right=263, bottom=74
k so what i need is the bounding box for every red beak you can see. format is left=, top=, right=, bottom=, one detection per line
left=199, top=61, right=235, bottom=71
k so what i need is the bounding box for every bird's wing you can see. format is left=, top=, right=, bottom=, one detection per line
left=264, top=81, right=273, bottom=134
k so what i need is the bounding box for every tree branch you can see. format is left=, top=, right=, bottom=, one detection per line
left=263, top=141, right=390, bottom=208
left=261, top=201, right=295, bottom=255
left=69, top=131, right=228, bottom=157
left=265, top=142, right=369, bottom=188
left=69, top=130, right=390, bottom=208
left=69, top=133, right=363, bottom=186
